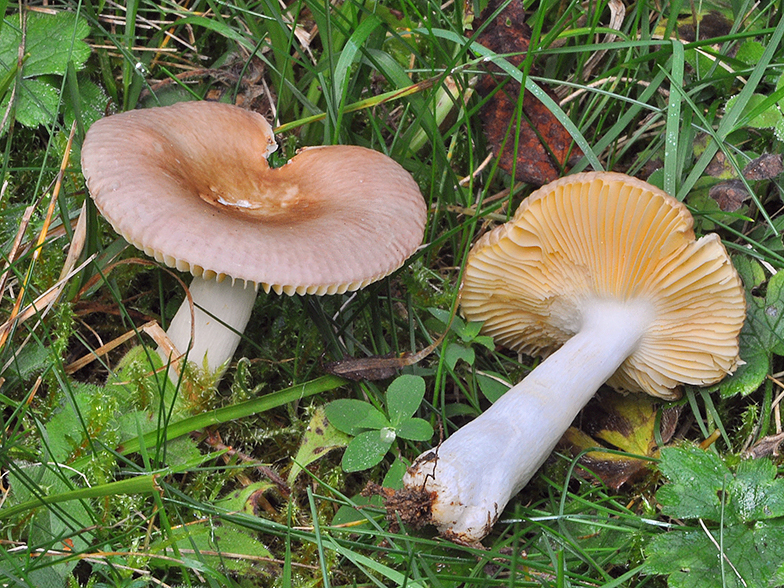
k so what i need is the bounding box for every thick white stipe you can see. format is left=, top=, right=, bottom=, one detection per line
left=404, top=298, right=656, bottom=543
left=160, top=277, right=258, bottom=374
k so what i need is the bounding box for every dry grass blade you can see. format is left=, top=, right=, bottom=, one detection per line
left=580, top=0, right=626, bottom=82
left=64, top=320, right=163, bottom=374
left=0, top=203, right=36, bottom=298
left=0, top=122, right=79, bottom=351
left=73, top=257, right=194, bottom=378
left=0, top=253, right=94, bottom=377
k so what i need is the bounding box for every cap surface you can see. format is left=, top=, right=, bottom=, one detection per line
left=461, top=171, right=745, bottom=399
left=81, top=101, right=427, bottom=295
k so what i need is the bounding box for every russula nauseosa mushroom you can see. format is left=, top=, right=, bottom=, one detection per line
left=403, top=171, right=745, bottom=544
left=81, top=101, right=427, bottom=374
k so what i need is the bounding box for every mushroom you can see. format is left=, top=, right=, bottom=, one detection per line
left=81, top=101, right=427, bottom=374
left=403, top=171, right=745, bottom=543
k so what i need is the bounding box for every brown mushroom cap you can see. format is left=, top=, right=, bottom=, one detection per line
left=81, top=101, right=427, bottom=295
left=461, top=171, right=745, bottom=399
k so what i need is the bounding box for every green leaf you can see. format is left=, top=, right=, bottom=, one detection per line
left=385, top=374, right=425, bottom=426
left=476, top=371, right=512, bottom=403
left=444, top=342, right=474, bottom=370
left=735, top=40, right=765, bottom=66
left=382, top=457, right=408, bottom=489
left=646, top=522, right=784, bottom=588
left=395, top=417, right=433, bottom=442
left=6, top=462, right=94, bottom=587
left=341, top=430, right=393, bottom=472
left=164, top=435, right=203, bottom=468
left=0, top=11, right=91, bottom=130
left=0, top=12, right=91, bottom=78
left=332, top=494, right=382, bottom=528
left=328, top=538, right=428, bottom=588
left=150, top=515, right=271, bottom=573
left=44, top=382, right=119, bottom=463
left=427, top=306, right=466, bottom=334
left=6, top=77, right=60, bottom=128
left=3, top=338, right=51, bottom=384
left=216, top=480, right=275, bottom=514
left=734, top=256, right=766, bottom=291
left=324, top=399, right=389, bottom=435
left=719, top=345, right=769, bottom=398
left=720, top=268, right=784, bottom=397
left=427, top=306, right=453, bottom=327
left=656, top=445, right=729, bottom=521
left=63, top=75, right=110, bottom=132
left=288, top=406, right=350, bottom=485
left=646, top=445, right=784, bottom=588
left=472, top=335, right=495, bottom=351
left=331, top=459, right=408, bottom=528
left=727, top=93, right=784, bottom=131
left=730, top=457, right=784, bottom=521
left=457, top=320, right=483, bottom=341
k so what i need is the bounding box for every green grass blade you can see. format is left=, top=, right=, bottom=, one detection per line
left=679, top=15, right=784, bottom=200
left=663, top=40, right=684, bottom=196
left=0, top=474, right=158, bottom=521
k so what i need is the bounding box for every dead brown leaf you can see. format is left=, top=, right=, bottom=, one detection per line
left=709, top=179, right=749, bottom=212
left=743, top=431, right=784, bottom=459
left=743, top=153, right=784, bottom=180
left=473, top=0, right=583, bottom=186
left=704, top=150, right=736, bottom=179
left=678, top=10, right=733, bottom=42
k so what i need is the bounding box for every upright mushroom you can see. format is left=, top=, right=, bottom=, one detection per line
left=403, top=171, right=745, bottom=543
left=81, top=101, right=426, bottom=374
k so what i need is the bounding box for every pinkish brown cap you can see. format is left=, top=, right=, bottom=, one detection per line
left=461, top=171, right=746, bottom=399
left=81, top=101, right=426, bottom=295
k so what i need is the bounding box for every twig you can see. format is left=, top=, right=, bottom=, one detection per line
left=203, top=430, right=291, bottom=498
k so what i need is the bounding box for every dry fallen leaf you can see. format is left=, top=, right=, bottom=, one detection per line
left=743, top=153, right=784, bottom=180
left=677, top=10, right=733, bottom=42
left=709, top=179, right=749, bottom=212
left=473, top=0, right=583, bottom=186
left=704, top=150, right=736, bottom=179
left=743, top=431, right=784, bottom=459
left=558, top=391, right=680, bottom=490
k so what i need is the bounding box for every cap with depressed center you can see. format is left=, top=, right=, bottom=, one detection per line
left=402, top=171, right=745, bottom=544
left=81, top=101, right=427, bottom=373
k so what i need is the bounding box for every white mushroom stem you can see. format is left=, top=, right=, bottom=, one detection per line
left=158, top=277, right=258, bottom=375
left=403, top=298, right=656, bottom=543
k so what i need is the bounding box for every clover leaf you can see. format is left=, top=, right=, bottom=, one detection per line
left=325, top=374, right=433, bottom=472
left=427, top=308, right=494, bottom=370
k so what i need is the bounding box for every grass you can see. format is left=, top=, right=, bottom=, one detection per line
left=1, top=0, right=783, bottom=586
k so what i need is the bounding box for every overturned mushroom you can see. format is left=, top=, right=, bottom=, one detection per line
left=81, top=101, right=426, bottom=374
left=403, top=171, right=745, bottom=544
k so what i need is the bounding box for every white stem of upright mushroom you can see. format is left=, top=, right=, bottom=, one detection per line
left=403, top=298, right=656, bottom=543
left=158, top=277, right=258, bottom=375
